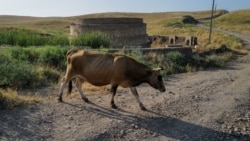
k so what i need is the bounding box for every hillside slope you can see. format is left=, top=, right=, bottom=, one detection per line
left=0, top=10, right=227, bottom=35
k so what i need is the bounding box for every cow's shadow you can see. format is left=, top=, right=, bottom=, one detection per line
left=62, top=101, right=250, bottom=141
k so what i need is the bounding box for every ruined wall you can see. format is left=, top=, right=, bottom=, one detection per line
left=148, top=35, right=197, bottom=48
left=101, top=47, right=193, bottom=58
left=70, top=18, right=148, bottom=47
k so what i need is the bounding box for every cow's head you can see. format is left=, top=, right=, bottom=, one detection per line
left=147, top=67, right=166, bottom=92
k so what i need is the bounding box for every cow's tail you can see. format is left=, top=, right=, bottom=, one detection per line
left=67, top=80, right=73, bottom=96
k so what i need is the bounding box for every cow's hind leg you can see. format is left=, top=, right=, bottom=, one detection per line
left=130, top=87, right=146, bottom=111
left=111, top=85, right=118, bottom=109
left=58, top=77, right=67, bottom=102
left=75, top=78, right=89, bottom=103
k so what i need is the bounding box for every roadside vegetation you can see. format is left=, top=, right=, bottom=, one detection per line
left=0, top=88, right=40, bottom=109
left=0, top=28, right=109, bottom=48
left=0, top=9, right=248, bottom=109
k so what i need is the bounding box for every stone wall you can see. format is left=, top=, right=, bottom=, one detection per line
left=70, top=18, right=148, bottom=47
left=106, top=47, right=193, bottom=57
left=148, top=35, right=197, bottom=48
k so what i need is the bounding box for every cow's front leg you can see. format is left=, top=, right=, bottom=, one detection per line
left=111, top=85, right=118, bottom=109
left=130, top=87, right=146, bottom=111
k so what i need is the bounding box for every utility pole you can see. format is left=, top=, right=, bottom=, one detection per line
left=208, top=0, right=215, bottom=44
left=214, top=4, right=217, bottom=27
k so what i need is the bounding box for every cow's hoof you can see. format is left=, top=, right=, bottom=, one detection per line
left=111, top=104, right=117, bottom=109
left=140, top=106, right=147, bottom=111
left=58, top=97, right=63, bottom=102
left=83, top=98, right=89, bottom=103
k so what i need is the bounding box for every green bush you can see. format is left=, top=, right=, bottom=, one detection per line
left=203, top=53, right=232, bottom=68
left=37, top=46, right=68, bottom=70
left=142, top=51, right=196, bottom=75
left=0, top=57, right=38, bottom=88
left=0, top=46, right=69, bottom=89
left=182, top=15, right=199, bottom=24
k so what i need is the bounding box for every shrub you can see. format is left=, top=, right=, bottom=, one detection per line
left=37, top=66, right=61, bottom=84
left=142, top=51, right=197, bottom=75
left=182, top=15, right=199, bottom=24
left=0, top=46, right=69, bottom=89
left=0, top=56, right=39, bottom=88
left=37, top=46, right=68, bottom=70
left=203, top=52, right=233, bottom=68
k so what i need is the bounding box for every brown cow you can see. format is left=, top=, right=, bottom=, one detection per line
left=58, top=48, right=166, bottom=110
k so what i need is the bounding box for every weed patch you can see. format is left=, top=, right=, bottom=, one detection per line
left=0, top=89, right=40, bottom=110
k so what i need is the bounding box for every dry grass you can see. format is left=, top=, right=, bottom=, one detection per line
left=0, top=10, right=246, bottom=53
left=215, top=9, right=250, bottom=35
left=0, top=88, right=41, bottom=109
left=0, top=10, right=225, bottom=36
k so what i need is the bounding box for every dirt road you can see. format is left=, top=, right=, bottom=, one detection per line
left=1, top=32, right=250, bottom=141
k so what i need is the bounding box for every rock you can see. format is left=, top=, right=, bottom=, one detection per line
left=152, top=132, right=158, bottom=137
left=69, top=116, right=74, bottom=120
left=131, top=124, right=139, bottom=129
left=120, top=130, right=125, bottom=135
left=64, top=125, right=71, bottom=129
left=234, top=127, right=239, bottom=132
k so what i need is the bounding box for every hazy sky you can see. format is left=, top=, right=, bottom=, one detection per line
left=0, top=0, right=249, bottom=17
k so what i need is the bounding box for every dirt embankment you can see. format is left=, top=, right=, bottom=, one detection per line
left=1, top=32, right=250, bottom=141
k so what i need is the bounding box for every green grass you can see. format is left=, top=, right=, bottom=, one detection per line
left=0, top=28, right=70, bottom=47
left=0, top=28, right=110, bottom=47
left=71, top=31, right=110, bottom=48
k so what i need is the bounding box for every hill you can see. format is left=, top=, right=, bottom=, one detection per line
left=0, top=9, right=249, bottom=53
left=215, top=9, right=250, bottom=35
left=0, top=10, right=227, bottom=36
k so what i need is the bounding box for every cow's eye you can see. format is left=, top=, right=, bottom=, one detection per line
left=158, top=75, right=162, bottom=81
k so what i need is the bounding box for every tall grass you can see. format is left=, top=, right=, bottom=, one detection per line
left=0, top=28, right=111, bottom=48
left=71, top=31, right=110, bottom=48
left=143, top=51, right=196, bottom=75
left=0, top=28, right=70, bottom=47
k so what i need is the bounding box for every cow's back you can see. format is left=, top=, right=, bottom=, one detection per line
left=69, top=50, right=117, bottom=86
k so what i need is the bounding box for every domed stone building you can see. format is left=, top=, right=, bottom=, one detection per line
left=70, top=18, right=148, bottom=48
